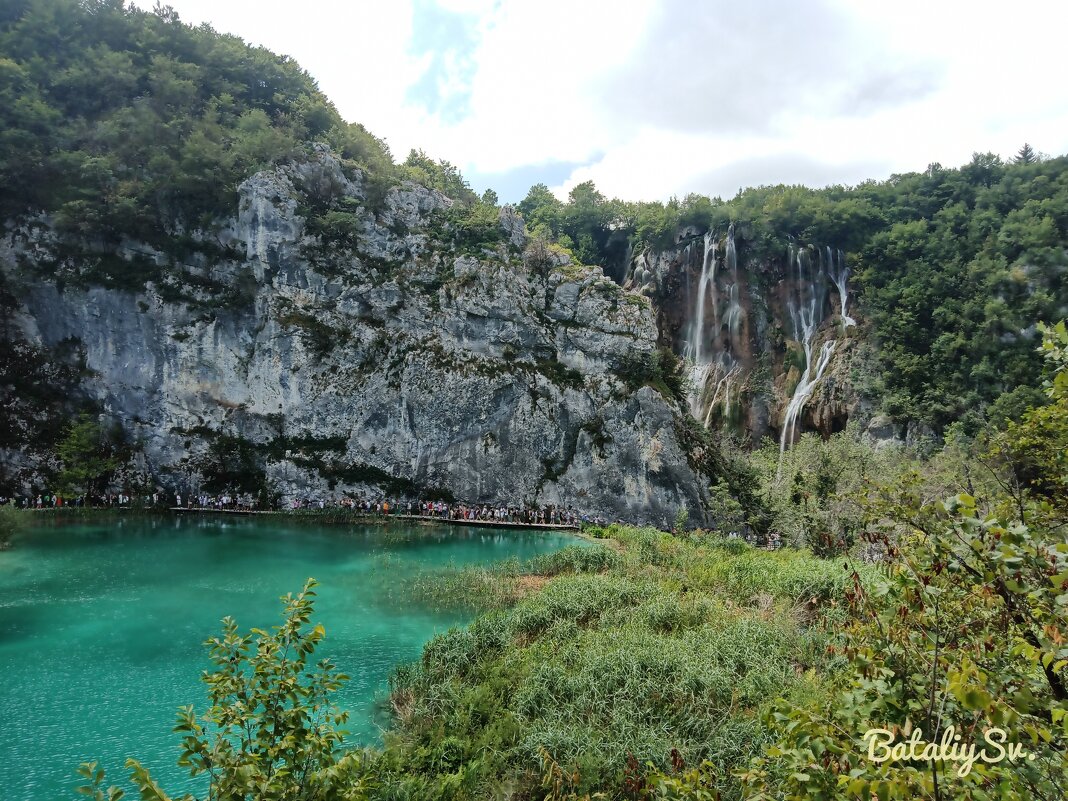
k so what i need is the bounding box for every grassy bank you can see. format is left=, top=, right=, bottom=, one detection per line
left=364, top=525, right=858, bottom=800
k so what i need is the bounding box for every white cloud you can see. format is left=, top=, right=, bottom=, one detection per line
left=398, top=0, right=660, bottom=171
left=433, top=0, right=498, bottom=13
left=132, top=0, right=1068, bottom=202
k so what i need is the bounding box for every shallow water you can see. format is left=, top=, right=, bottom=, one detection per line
left=0, top=514, right=575, bottom=800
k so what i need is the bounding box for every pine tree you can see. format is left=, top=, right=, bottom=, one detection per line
left=1015, top=142, right=1037, bottom=164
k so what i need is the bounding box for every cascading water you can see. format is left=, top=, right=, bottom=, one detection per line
left=724, top=223, right=737, bottom=272
left=723, top=224, right=743, bottom=344
left=653, top=228, right=855, bottom=446
left=686, top=233, right=716, bottom=364
left=777, top=246, right=837, bottom=476
left=777, top=340, right=836, bottom=474
left=702, top=352, right=740, bottom=427
left=686, top=233, right=717, bottom=417
left=724, top=282, right=742, bottom=341
left=827, top=246, right=856, bottom=328
left=685, top=224, right=746, bottom=426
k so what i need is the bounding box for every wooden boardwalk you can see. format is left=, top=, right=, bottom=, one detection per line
left=168, top=508, right=579, bottom=532
left=394, top=514, right=579, bottom=531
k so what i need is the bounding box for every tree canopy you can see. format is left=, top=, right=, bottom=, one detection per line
left=0, top=0, right=395, bottom=245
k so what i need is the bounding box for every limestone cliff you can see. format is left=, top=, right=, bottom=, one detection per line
left=0, top=146, right=711, bottom=526
left=626, top=224, right=876, bottom=447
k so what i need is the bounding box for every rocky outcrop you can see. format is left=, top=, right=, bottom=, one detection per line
left=626, top=227, right=867, bottom=445
left=0, top=147, right=711, bottom=526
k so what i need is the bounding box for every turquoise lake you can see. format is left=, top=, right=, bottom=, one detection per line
left=0, top=515, right=577, bottom=800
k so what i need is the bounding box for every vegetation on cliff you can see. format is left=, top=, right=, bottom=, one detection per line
left=5, top=3, right=1066, bottom=444
left=3, top=1, right=1066, bottom=465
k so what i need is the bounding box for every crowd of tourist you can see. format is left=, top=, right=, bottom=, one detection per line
left=168, top=493, right=586, bottom=526
left=335, top=497, right=583, bottom=527
left=175, top=492, right=258, bottom=511
left=1, top=490, right=589, bottom=528
left=0, top=491, right=781, bottom=545
left=1, top=492, right=159, bottom=508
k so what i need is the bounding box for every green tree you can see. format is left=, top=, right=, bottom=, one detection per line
left=0, top=0, right=353, bottom=241
left=1014, top=143, right=1037, bottom=165
left=79, top=579, right=374, bottom=801
left=996, top=320, right=1068, bottom=506
left=55, top=414, right=119, bottom=495
left=518, top=182, right=563, bottom=232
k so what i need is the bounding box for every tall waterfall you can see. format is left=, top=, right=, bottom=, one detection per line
left=650, top=229, right=858, bottom=447
left=777, top=246, right=837, bottom=476
left=674, top=227, right=854, bottom=445
left=684, top=224, right=745, bottom=426
left=686, top=232, right=717, bottom=365
left=827, top=247, right=856, bottom=328
left=723, top=224, right=744, bottom=342
left=725, top=223, right=737, bottom=273
left=702, top=352, right=740, bottom=426
left=686, top=232, right=717, bottom=417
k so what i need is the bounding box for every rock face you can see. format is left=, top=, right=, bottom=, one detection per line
left=0, top=147, right=710, bottom=526
left=625, top=225, right=870, bottom=445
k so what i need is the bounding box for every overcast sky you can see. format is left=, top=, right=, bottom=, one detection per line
left=131, top=0, right=1068, bottom=204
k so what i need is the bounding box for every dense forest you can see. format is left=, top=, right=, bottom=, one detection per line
left=0, top=0, right=393, bottom=240
left=1, top=2, right=1067, bottom=799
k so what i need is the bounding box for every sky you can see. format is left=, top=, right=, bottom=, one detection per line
left=131, top=0, right=1068, bottom=204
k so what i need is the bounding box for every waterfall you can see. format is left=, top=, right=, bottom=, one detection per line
left=666, top=229, right=852, bottom=448
left=777, top=340, right=836, bottom=474
left=687, top=225, right=744, bottom=425
left=701, top=353, right=740, bottom=427
left=688, top=233, right=716, bottom=364
left=725, top=222, right=737, bottom=273
left=724, top=282, right=742, bottom=341
left=777, top=246, right=835, bottom=476
left=827, top=247, right=856, bottom=328
left=686, top=233, right=717, bottom=416
left=683, top=241, right=693, bottom=308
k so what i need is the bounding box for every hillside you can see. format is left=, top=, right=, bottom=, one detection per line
left=520, top=157, right=1068, bottom=442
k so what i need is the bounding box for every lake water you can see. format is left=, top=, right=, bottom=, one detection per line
left=0, top=514, right=576, bottom=800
